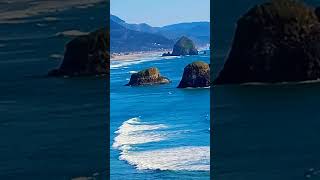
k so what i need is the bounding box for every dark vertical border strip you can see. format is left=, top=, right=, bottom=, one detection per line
left=106, top=0, right=110, bottom=179
left=210, top=0, right=214, bottom=178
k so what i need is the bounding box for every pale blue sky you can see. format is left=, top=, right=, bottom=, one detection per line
left=111, top=0, right=210, bottom=27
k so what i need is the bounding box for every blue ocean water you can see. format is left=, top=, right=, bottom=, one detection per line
left=212, top=0, right=320, bottom=179
left=110, top=53, right=210, bottom=179
left=0, top=2, right=108, bottom=179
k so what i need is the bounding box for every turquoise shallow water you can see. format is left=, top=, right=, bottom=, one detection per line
left=0, top=2, right=108, bottom=179
left=212, top=0, right=320, bottom=179
left=110, top=53, right=210, bottom=179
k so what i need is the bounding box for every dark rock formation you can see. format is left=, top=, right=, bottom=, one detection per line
left=214, top=0, right=320, bottom=84
left=48, top=28, right=109, bottom=77
left=178, top=61, right=210, bottom=88
left=126, top=67, right=170, bottom=86
left=162, top=51, right=171, bottom=56
left=163, top=36, right=198, bottom=56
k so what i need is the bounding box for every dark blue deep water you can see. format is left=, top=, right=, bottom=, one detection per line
left=212, top=0, right=320, bottom=179
left=110, top=53, right=210, bottom=179
left=0, top=2, right=108, bottom=179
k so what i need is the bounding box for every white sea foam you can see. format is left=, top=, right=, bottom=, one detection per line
left=120, top=146, right=210, bottom=171
left=49, top=54, right=63, bottom=59
left=112, top=118, right=168, bottom=151
left=110, top=55, right=178, bottom=69
left=111, top=58, right=159, bottom=69
left=129, top=71, right=138, bottom=74
left=112, top=117, right=210, bottom=171
left=55, top=30, right=88, bottom=37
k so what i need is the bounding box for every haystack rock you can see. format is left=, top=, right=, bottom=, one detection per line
left=163, top=36, right=198, bottom=56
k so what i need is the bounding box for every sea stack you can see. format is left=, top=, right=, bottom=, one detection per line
left=163, top=36, right=198, bottom=56
left=48, top=28, right=109, bottom=77
left=214, top=0, right=320, bottom=84
left=178, top=61, right=210, bottom=88
left=126, top=67, right=170, bottom=86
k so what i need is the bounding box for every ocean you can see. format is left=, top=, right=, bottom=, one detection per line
left=0, top=1, right=108, bottom=179
left=110, top=52, right=210, bottom=179
left=212, top=0, right=320, bottom=179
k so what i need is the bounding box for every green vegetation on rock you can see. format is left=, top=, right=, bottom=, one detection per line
left=178, top=61, right=210, bottom=88
left=48, top=28, right=109, bottom=77
left=172, top=36, right=198, bottom=56
left=126, top=67, right=170, bottom=86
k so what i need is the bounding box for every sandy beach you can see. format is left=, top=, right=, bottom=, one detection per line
left=110, top=50, right=171, bottom=61
left=110, top=47, right=209, bottom=61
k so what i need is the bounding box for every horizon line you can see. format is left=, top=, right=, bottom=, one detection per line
left=111, top=14, right=210, bottom=27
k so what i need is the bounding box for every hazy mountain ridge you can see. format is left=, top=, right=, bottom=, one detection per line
left=110, top=15, right=210, bottom=52
left=110, top=19, right=174, bottom=52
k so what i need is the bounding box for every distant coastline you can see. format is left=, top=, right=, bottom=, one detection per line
left=111, top=50, right=170, bottom=61
left=111, top=44, right=210, bottom=61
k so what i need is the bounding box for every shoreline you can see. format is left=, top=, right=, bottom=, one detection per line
left=110, top=50, right=170, bottom=61
left=111, top=48, right=209, bottom=61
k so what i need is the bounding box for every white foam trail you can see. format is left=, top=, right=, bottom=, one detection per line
left=112, top=117, right=210, bottom=171
left=120, top=146, right=210, bottom=171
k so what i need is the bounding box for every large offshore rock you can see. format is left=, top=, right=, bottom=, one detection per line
left=163, top=36, right=198, bottom=56
left=178, top=61, right=210, bottom=88
left=48, top=28, right=109, bottom=77
left=214, top=0, right=320, bottom=84
left=126, top=67, right=170, bottom=86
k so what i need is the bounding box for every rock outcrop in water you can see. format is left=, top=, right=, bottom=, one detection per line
left=162, top=36, right=198, bottom=56
left=214, top=0, right=320, bottom=84
left=178, top=61, right=210, bottom=88
left=48, top=28, right=109, bottom=77
left=126, top=67, right=170, bottom=86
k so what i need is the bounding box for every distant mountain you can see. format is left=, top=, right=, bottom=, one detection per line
left=110, top=15, right=210, bottom=52
left=110, top=20, right=173, bottom=52
left=111, top=15, right=210, bottom=47
left=159, top=22, right=210, bottom=46
left=111, top=15, right=160, bottom=34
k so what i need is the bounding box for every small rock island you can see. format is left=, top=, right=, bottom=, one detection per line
left=126, top=67, right=170, bottom=86
left=214, top=0, right=320, bottom=84
left=178, top=61, right=210, bottom=88
left=163, top=36, right=198, bottom=56
left=48, top=28, right=109, bottom=77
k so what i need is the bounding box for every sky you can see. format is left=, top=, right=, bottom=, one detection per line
left=110, top=0, right=210, bottom=27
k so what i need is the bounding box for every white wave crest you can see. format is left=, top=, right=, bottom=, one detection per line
left=112, top=118, right=168, bottom=151
left=129, top=71, right=138, bottom=74
left=112, top=117, right=210, bottom=171
left=120, top=146, right=210, bottom=171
